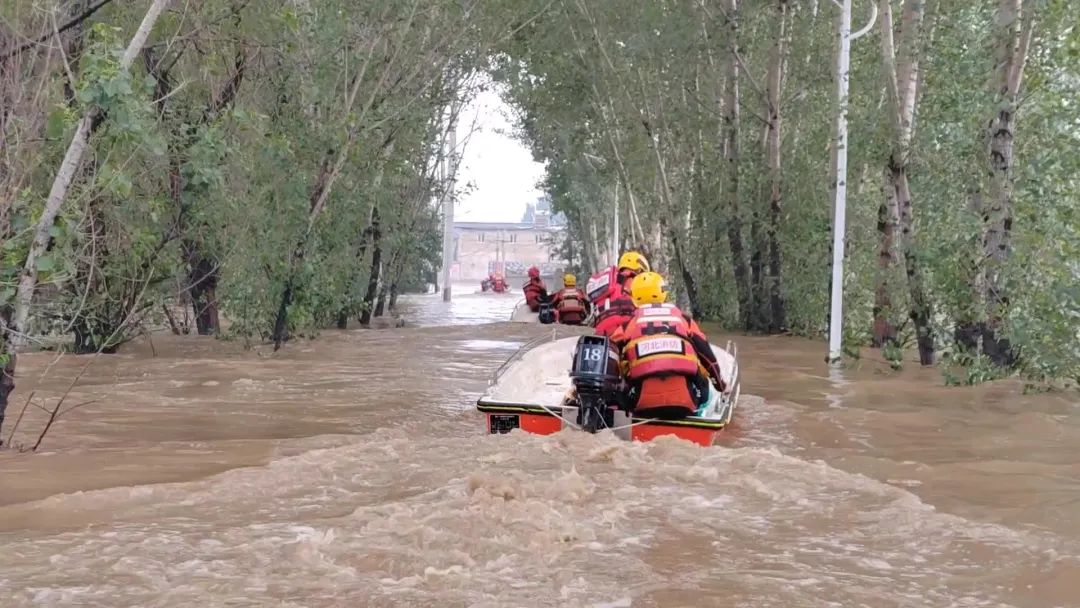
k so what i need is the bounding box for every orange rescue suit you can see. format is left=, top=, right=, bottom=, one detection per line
left=587, top=267, right=638, bottom=335
left=552, top=287, right=589, bottom=325
left=611, top=303, right=725, bottom=391
left=593, top=293, right=636, bottom=337
left=522, top=278, right=547, bottom=311
left=585, top=267, right=637, bottom=311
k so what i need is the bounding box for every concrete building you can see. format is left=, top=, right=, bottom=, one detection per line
left=450, top=197, right=567, bottom=281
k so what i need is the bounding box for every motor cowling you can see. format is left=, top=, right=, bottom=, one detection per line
left=538, top=302, right=556, bottom=324
left=570, top=335, right=622, bottom=398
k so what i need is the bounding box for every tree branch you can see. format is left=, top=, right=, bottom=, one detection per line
left=0, top=0, right=120, bottom=61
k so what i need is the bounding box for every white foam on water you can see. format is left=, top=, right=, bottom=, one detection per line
left=2, top=426, right=1074, bottom=608
left=459, top=339, right=524, bottom=351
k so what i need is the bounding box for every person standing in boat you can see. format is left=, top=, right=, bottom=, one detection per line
left=609, top=271, right=726, bottom=419
left=552, top=273, right=590, bottom=325
left=522, top=266, right=548, bottom=311
left=589, top=251, right=649, bottom=336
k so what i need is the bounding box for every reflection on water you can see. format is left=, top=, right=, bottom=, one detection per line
left=398, top=282, right=522, bottom=327
left=458, top=339, right=524, bottom=350
left=0, top=286, right=1078, bottom=607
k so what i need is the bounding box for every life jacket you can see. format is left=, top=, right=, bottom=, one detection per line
left=523, top=278, right=546, bottom=310
left=554, top=288, right=587, bottom=323
left=593, top=293, right=636, bottom=337
left=588, top=267, right=637, bottom=308
left=617, top=303, right=705, bottom=382
left=585, top=266, right=619, bottom=305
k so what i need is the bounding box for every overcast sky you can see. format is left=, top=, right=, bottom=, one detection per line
left=453, top=84, right=547, bottom=223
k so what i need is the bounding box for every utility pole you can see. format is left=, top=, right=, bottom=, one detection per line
left=827, top=0, right=877, bottom=364
left=440, top=119, right=457, bottom=302
left=612, top=183, right=620, bottom=266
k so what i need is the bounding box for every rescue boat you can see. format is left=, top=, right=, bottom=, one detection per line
left=476, top=331, right=741, bottom=446
left=509, top=299, right=539, bottom=322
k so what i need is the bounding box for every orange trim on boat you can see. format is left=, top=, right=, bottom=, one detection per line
left=631, top=424, right=718, bottom=446
left=518, top=413, right=563, bottom=435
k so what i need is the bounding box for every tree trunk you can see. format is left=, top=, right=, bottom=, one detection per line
left=977, top=0, right=1034, bottom=367
left=873, top=166, right=900, bottom=346
left=765, top=0, right=791, bottom=333
left=879, top=0, right=931, bottom=362
left=0, top=308, right=14, bottom=445
left=665, top=217, right=701, bottom=318
left=722, top=0, right=753, bottom=329
left=183, top=47, right=246, bottom=336
left=271, top=28, right=399, bottom=349
left=375, top=255, right=395, bottom=318
left=359, top=207, right=382, bottom=326
left=0, top=0, right=170, bottom=440
left=388, top=282, right=399, bottom=311
left=749, top=209, right=768, bottom=330
left=187, top=251, right=219, bottom=335
left=893, top=162, right=934, bottom=364
left=374, top=287, right=388, bottom=318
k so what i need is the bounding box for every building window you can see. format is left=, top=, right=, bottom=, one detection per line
left=477, top=232, right=485, bottom=242
left=509, top=233, right=517, bottom=243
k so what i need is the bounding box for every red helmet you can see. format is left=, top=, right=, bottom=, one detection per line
left=528, top=266, right=540, bottom=278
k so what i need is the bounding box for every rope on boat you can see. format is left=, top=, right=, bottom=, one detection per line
left=601, top=416, right=656, bottom=433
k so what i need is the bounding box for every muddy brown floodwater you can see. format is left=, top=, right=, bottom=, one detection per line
left=1, top=285, right=1078, bottom=607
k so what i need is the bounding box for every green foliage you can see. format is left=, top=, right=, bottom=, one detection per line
left=1, top=0, right=1075, bottom=388
left=489, top=0, right=1079, bottom=387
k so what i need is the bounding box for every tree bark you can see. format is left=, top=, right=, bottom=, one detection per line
left=976, top=0, right=1034, bottom=367
left=187, top=252, right=220, bottom=334
left=668, top=223, right=701, bottom=318
left=893, top=162, right=934, bottom=364
left=879, top=0, right=933, bottom=363
left=0, top=309, right=14, bottom=445
left=388, top=282, right=400, bottom=311
left=374, top=285, right=388, bottom=318
left=722, top=0, right=753, bottom=329
left=188, top=43, right=246, bottom=335
left=146, top=32, right=245, bottom=337
left=873, top=166, right=900, bottom=346
left=359, top=206, right=383, bottom=326
left=764, top=0, right=790, bottom=333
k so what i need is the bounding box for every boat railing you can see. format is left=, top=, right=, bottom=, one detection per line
left=488, top=325, right=569, bottom=387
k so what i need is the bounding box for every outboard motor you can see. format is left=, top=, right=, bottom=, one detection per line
left=569, top=335, right=622, bottom=432
left=537, top=301, right=556, bottom=324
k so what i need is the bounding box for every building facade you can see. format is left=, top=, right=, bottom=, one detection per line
left=451, top=198, right=567, bottom=280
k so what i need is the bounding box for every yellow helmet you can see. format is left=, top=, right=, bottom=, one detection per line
left=617, top=251, right=650, bottom=273
left=563, top=273, right=577, bottom=287
left=629, top=271, right=668, bottom=306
